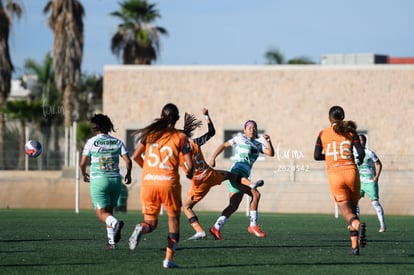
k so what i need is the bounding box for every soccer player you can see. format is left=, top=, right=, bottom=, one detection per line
left=356, top=134, right=386, bottom=232
left=80, top=113, right=132, bottom=249
left=209, top=119, right=274, bottom=239
left=181, top=108, right=265, bottom=240
left=314, top=105, right=366, bottom=255
left=128, top=103, right=194, bottom=269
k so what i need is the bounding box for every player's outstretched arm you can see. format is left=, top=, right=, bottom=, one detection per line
left=262, top=134, right=274, bottom=157
left=209, top=141, right=230, bottom=167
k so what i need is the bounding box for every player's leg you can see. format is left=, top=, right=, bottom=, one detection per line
left=91, top=177, right=124, bottom=249
left=366, top=182, right=387, bottom=232
left=129, top=185, right=158, bottom=250
left=329, top=169, right=365, bottom=255
left=226, top=172, right=265, bottom=237
left=210, top=191, right=243, bottom=240
left=163, top=215, right=180, bottom=268
left=183, top=195, right=206, bottom=240
left=162, top=186, right=182, bottom=268
left=225, top=170, right=264, bottom=189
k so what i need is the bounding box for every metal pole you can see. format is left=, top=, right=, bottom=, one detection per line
left=25, top=126, right=29, bottom=171
left=75, top=150, right=80, bottom=213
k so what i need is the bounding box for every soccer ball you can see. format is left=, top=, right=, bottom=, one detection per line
left=25, top=140, right=42, bottom=158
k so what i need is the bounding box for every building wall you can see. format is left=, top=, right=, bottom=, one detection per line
left=99, top=65, right=414, bottom=215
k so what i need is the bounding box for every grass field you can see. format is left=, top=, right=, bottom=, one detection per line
left=1, top=209, right=414, bottom=274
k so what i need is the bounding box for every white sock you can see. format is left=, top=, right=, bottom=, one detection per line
left=371, top=200, right=385, bottom=227
left=107, top=227, right=115, bottom=244
left=250, top=211, right=258, bottom=227
left=214, top=216, right=227, bottom=230
left=105, top=215, right=118, bottom=228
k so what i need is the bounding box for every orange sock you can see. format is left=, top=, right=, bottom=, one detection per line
left=349, top=217, right=361, bottom=249
left=166, top=237, right=177, bottom=261
left=350, top=231, right=359, bottom=249
left=165, top=247, right=174, bottom=261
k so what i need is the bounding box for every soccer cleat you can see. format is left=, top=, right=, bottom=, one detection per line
left=248, top=225, right=266, bottom=237
left=379, top=225, right=387, bottom=232
left=359, top=222, right=367, bottom=247
left=107, top=241, right=116, bottom=250
left=163, top=259, right=179, bottom=268
left=113, top=220, right=124, bottom=243
left=129, top=224, right=143, bottom=250
left=250, top=179, right=264, bottom=189
left=209, top=226, right=224, bottom=240
left=187, top=231, right=206, bottom=240
left=351, top=247, right=360, bottom=256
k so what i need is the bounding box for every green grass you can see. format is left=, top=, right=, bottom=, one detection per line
left=1, top=209, right=414, bottom=274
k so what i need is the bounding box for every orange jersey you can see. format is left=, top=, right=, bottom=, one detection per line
left=141, top=130, right=191, bottom=187
left=187, top=140, right=209, bottom=176
left=181, top=140, right=227, bottom=203
left=318, top=126, right=357, bottom=170
left=317, top=125, right=360, bottom=203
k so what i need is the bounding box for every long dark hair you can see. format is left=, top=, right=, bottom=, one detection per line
left=182, top=113, right=202, bottom=138
left=132, top=103, right=180, bottom=144
left=329, top=106, right=355, bottom=139
left=90, top=114, right=115, bottom=134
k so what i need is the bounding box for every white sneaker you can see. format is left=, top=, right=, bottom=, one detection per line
left=163, top=259, right=179, bottom=268
left=379, top=225, right=387, bottom=232
left=250, top=179, right=264, bottom=189
left=128, top=224, right=143, bottom=250
left=187, top=231, right=206, bottom=240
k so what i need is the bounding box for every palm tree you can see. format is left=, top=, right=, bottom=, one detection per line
left=110, top=0, right=168, bottom=65
left=265, top=47, right=315, bottom=65
left=0, top=0, right=22, bottom=169
left=265, top=47, right=285, bottom=64
left=24, top=52, right=63, bottom=168
left=43, top=0, right=84, bottom=127
left=1, top=99, right=43, bottom=169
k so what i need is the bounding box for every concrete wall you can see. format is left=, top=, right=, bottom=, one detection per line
left=103, top=65, right=414, bottom=170
left=3, top=65, right=413, bottom=216
left=1, top=169, right=413, bottom=216
left=101, top=64, right=414, bottom=216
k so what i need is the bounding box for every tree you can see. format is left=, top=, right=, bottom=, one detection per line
left=1, top=99, right=43, bottom=169
left=110, top=0, right=168, bottom=65
left=24, top=52, right=64, bottom=168
left=265, top=47, right=285, bottom=64
left=75, top=74, right=102, bottom=122
left=43, top=0, right=84, bottom=127
left=265, top=47, right=315, bottom=65
left=0, top=0, right=22, bottom=169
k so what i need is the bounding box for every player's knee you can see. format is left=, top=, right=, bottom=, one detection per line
left=348, top=216, right=360, bottom=231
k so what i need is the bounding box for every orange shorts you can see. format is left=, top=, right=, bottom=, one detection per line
left=140, top=183, right=182, bottom=218
left=327, top=165, right=360, bottom=204
left=187, top=168, right=227, bottom=203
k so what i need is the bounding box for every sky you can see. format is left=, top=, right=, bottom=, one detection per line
left=9, top=0, right=414, bottom=77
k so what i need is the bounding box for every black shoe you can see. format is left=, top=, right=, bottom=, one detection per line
left=359, top=222, right=367, bottom=247
left=351, top=248, right=360, bottom=255
left=114, top=220, right=124, bottom=243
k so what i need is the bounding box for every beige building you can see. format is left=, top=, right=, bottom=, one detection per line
left=101, top=65, right=414, bottom=215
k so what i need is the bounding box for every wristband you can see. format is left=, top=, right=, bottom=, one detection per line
left=205, top=115, right=210, bottom=120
